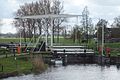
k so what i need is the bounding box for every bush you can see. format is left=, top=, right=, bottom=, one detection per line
left=31, top=54, right=46, bottom=73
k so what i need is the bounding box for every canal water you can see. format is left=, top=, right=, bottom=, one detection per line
left=4, top=64, right=120, bottom=80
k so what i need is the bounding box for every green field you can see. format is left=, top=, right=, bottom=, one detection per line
left=0, top=38, right=30, bottom=43
left=0, top=37, right=81, bottom=45
left=0, top=38, right=120, bottom=56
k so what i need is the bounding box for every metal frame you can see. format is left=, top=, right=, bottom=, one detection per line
left=15, top=14, right=82, bottom=47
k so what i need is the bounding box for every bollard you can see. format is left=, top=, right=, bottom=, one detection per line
left=83, top=49, right=86, bottom=64
left=0, top=64, right=3, bottom=72
left=62, top=55, right=67, bottom=66
left=65, top=55, right=68, bottom=64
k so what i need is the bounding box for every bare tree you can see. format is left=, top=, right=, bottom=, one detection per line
left=96, top=19, right=108, bottom=41
left=50, top=0, right=64, bottom=43
left=112, top=16, right=120, bottom=28
left=88, top=18, right=95, bottom=35
left=71, top=25, right=82, bottom=43
left=14, top=0, right=64, bottom=44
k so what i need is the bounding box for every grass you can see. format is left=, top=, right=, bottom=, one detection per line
left=93, top=42, right=120, bottom=56
left=0, top=38, right=120, bottom=56
left=0, top=38, right=21, bottom=43
left=105, top=42, right=120, bottom=48
left=0, top=37, right=80, bottom=45
left=0, top=53, right=48, bottom=77
left=0, top=55, right=33, bottom=73
left=54, top=38, right=81, bottom=46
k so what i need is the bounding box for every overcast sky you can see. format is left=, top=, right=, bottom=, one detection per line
left=1, top=0, right=120, bottom=33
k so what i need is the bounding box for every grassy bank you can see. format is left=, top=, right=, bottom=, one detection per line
left=0, top=56, right=32, bottom=74
left=0, top=54, right=48, bottom=78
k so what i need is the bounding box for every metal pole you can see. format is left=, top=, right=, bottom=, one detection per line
left=97, top=26, right=99, bottom=50
left=51, top=18, right=53, bottom=47
left=44, top=8, right=48, bottom=48
left=102, top=25, right=104, bottom=56
left=101, top=24, right=104, bottom=64
left=75, top=17, right=79, bottom=43
left=20, top=28, right=21, bottom=51
left=33, top=33, right=35, bottom=43
left=45, top=23, right=48, bottom=47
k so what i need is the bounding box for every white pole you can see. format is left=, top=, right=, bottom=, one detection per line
left=97, top=26, right=99, bottom=49
left=45, top=22, right=48, bottom=47
left=32, top=23, right=34, bottom=44
left=76, top=16, right=79, bottom=43
left=20, top=28, right=22, bottom=53
left=51, top=18, right=53, bottom=47
left=44, top=8, right=48, bottom=48
left=102, top=25, right=104, bottom=56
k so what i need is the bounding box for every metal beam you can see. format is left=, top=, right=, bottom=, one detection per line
left=15, top=14, right=82, bottom=19
left=102, top=24, right=104, bottom=56
left=15, top=14, right=82, bottom=48
left=51, top=18, right=53, bottom=47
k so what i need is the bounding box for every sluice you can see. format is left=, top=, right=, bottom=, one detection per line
left=51, top=46, right=95, bottom=64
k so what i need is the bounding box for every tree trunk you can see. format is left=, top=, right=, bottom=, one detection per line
left=73, top=29, right=75, bottom=43
left=38, top=20, right=42, bottom=36
left=22, top=22, right=26, bottom=43
left=32, top=20, right=36, bottom=43
left=39, top=25, right=42, bottom=35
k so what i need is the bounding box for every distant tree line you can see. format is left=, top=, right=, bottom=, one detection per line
left=0, top=33, right=17, bottom=38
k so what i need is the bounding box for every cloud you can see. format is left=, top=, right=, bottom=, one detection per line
left=1, top=0, right=120, bottom=33
left=62, top=0, right=120, bottom=23
left=2, top=19, right=13, bottom=25
left=1, top=19, right=16, bottom=34
left=0, top=0, right=19, bottom=18
left=1, top=24, right=17, bottom=34
left=0, top=0, right=39, bottom=19
left=89, top=0, right=120, bottom=6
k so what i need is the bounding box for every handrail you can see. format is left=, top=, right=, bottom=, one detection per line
left=38, top=41, right=45, bottom=52
left=32, top=34, right=43, bottom=52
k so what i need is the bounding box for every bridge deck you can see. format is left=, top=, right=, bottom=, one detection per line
left=52, top=49, right=93, bottom=52
left=52, top=46, right=85, bottom=48
left=51, top=45, right=94, bottom=54
left=56, top=52, right=94, bottom=54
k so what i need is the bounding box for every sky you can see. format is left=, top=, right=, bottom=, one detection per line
left=1, top=0, right=120, bottom=33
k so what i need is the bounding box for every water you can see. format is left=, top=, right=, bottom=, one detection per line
left=4, top=64, right=120, bottom=80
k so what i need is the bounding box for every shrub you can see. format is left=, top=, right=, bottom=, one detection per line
left=31, top=54, right=46, bottom=73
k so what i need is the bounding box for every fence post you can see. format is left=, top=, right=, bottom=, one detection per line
left=0, top=64, right=3, bottom=72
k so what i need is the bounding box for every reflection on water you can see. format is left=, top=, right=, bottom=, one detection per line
left=4, top=64, right=120, bottom=80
